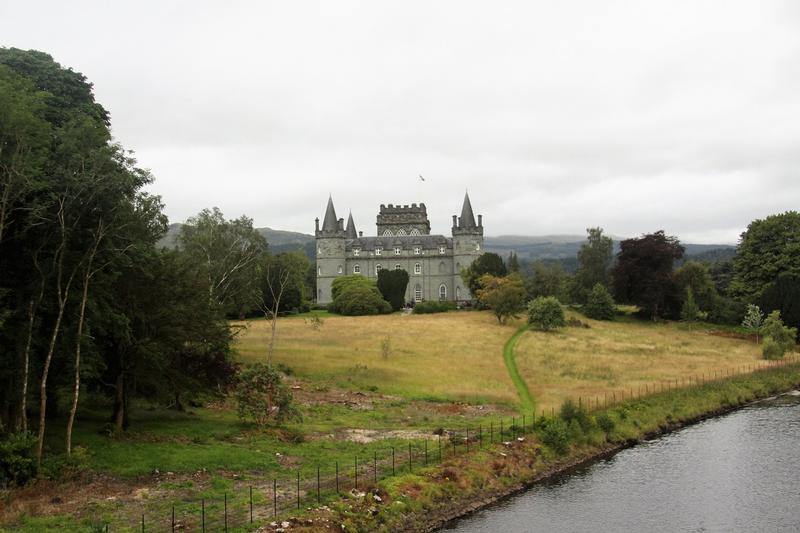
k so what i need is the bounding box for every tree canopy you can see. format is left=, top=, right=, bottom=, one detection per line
left=571, top=227, right=613, bottom=303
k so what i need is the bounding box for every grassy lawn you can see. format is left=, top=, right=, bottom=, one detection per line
left=233, top=310, right=524, bottom=405
left=515, top=310, right=764, bottom=413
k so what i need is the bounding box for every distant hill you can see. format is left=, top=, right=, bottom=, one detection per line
left=157, top=223, right=315, bottom=255
left=158, top=225, right=735, bottom=268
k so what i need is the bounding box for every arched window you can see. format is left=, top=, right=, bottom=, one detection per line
left=438, top=261, right=447, bottom=274
left=410, top=229, right=421, bottom=236
left=456, top=287, right=461, bottom=300
left=414, top=263, right=421, bottom=274
left=439, top=246, right=446, bottom=254
left=395, top=264, right=401, bottom=270
left=376, top=264, right=382, bottom=275
left=318, top=266, right=321, bottom=276
left=397, top=229, right=407, bottom=236
left=439, top=284, right=447, bottom=300
left=353, top=264, right=361, bottom=274
left=383, top=230, right=393, bottom=236
left=414, top=284, right=422, bottom=302
left=337, top=265, right=343, bottom=274
left=475, top=242, right=480, bottom=251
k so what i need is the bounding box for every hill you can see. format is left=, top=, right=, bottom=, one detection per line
left=157, top=223, right=316, bottom=255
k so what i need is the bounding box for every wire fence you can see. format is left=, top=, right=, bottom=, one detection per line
left=108, top=355, right=800, bottom=532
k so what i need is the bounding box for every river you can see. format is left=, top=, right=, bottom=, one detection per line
left=444, top=393, right=800, bottom=532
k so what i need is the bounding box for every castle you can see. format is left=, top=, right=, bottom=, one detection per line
left=315, top=193, right=484, bottom=304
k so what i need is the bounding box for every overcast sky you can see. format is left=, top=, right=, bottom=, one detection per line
left=3, top=1, right=799, bottom=243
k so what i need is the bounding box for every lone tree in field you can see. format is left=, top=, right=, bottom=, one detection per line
left=527, top=296, right=566, bottom=331
left=235, top=363, right=297, bottom=427
left=761, top=310, right=798, bottom=360
left=612, top=231, right=684, bottom=320
left=742, top=304, right=764, bottom=344
left=377, top=268, right=410, bottom=311
left=477, top=274, right=527, bottom=324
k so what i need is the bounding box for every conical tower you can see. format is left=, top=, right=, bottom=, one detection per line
left=451, top=191, right=484, bottom=301
left=315, top=196, right=346, bottom=303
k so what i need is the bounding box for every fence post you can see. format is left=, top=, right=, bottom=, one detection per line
left=465, top=428, right=469, bottom=452
left=408, top=442, right=413, bottom=473
left=202, top=498, right=206, bottom=532
left=250, top=485, right=254, bottom=523
left=479, top=425, right=483, bottom=448
left=490, top=421, right=493, bottom=444
left=374, top=451, right=378, bottom=483
left=224, top=492, right=228, bottom=532
left=438, top=435, right=442, bottom=462
left=273, top=479, right=277, bottom=517
left=392, top=447, right=395, bottom=475
left=141, top=513, right=144, bottom=533
left=522, top=414, right=526, bottom=433
left=335, top=462, right=339, bottom=494
left=355, top=456, right=358, bottom=491
left=500, top=419, right=504, bottom=440
left=424, top=439, right=428, bottom=465
left=172, top=506, right=175, bottom=533
left=297, top=471, right=300, bottom=509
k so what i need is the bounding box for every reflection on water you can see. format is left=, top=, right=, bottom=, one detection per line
left=445, top=394, right=800, bottom=533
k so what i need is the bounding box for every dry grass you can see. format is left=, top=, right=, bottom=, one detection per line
left=233, top=311, right=525, bottom=405
left=515, top=312, right=763, bottom=413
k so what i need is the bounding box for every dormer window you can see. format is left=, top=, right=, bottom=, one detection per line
left=439, top=246, right=446, bottom=254
left=414, top=247, right=421, bottom=255
left=353, top=248, right=360, bottom=257
left=375, top=247, right=382, bottom=256
left=394, top=246, right=401, bottom=255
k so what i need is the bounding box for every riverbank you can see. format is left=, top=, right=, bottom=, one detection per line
left=310, top=362, right=800, bottom=532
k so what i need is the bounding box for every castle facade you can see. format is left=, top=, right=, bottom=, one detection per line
left=315, top=193, right=484, bottom=304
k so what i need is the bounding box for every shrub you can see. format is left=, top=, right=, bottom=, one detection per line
left=235, top=363, right=299, bottom=427
left=413, top=301, right=456, bottom=314
left=596, top=412, right=615, bottom=435
left=527, top=296, right=566, bottom=330
left=0, top=432, right=37, bottom=486
left=680, top=286, right=701, bottom=321
left=583, top=283, right=615, bottom=320
left=761, top=310, right=797, bottom=359
left=330, top=278, right=392, bottom=316
left=539, top=417, right=570, bottom=454
left=559, top=398, right=592, bottom=432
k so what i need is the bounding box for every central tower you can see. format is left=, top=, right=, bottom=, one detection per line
left=376, top=203, right=431, bottom=236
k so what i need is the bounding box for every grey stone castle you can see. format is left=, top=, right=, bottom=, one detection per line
left=315, top=193, right=484, bottom=304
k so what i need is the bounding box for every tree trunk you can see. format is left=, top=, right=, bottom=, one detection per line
left=112, top=372, right=127, bottom=432
left=36, top=299, right=67, bottom=467
left=66, top=273, right=91, bottom=455
left=20, top=299, right=35, bottom=433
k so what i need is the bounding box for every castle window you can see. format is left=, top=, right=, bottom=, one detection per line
left=383, top=230, right=393, bottom=236
left=353, top=264, right=361, bottom=274
left=410, top=229, right=421, bottom=236
left=439, top=246, right=446, bottom=254
left=397, top=229, right=407, bottom=236
left=318, top=266, right=322, bottom=276
left=414, top=284, right=422, bottom=302
left=456, top=287, right=461, bottom=300
left=438, top=261, right=447, bottom=274
left=439, top=284, right=447, bottom=300
left=414, top=247, right=421, bottom=255
left=353, top=248, right=360, bottom=257
left=394, top=246, right=401, bottom=255
left=376, top=264, right=382, bottom=275
left=318, top=247, right=322, bottom=255
left=475, top=243, right=480, bottom=251
left=338, top=265, right=343, bottom=274
left=395, top=264, right=401, bottom=270
left=375, top=247, right=382, bottom=256
left=414, top=263, right=421, bottom=274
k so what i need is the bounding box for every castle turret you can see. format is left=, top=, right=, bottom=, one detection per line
left=452, top=191, right=484, bottom=301
left=345, top=211, right=358, bottom=239
left=315, top=196, right=346, bottom=303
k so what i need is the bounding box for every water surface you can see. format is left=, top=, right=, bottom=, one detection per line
left=445, top=394, right=800, bottom=532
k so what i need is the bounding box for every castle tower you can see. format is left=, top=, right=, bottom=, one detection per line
left=451, top=191, right=484, bottom=301
left=315, top=196, right=346, bottom=303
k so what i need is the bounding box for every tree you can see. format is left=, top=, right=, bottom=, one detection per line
left=476, top=274, right=527, bottom=324
left=527, top=296, right=566, bottom=331
left=179, top=208, right=266, bottom=314
left=507, top=251, right=520, bottom=273
left=461, top=252, right=507, bottom=297
left=680, top=287, right=701, bottom=322
left=611, top=231, right=684, bottom=320
left=377, top=269, right=409, bottom=311
left=761, top=311, right=797, bottom=360
left=525, top=260, right=567, bottom=301
left=330, top=275, right=391, bottom=316
left=571, top=228, right=613, bottom=303
left=730, top=211, right=800, bottom=301
left=584, top=283, right=615, bottom=320
left=758, top=273, right=800, bottom=339
left=741, top=304, right=764, bottom=344
left=673, top=261, right=717, bottom=313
